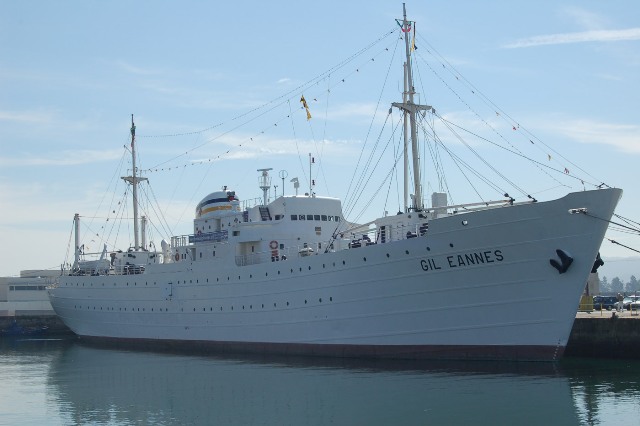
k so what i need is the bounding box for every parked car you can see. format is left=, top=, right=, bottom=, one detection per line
left=593, top=295, right=617, bottom=311
left=629, top=299, right=640, bottom=312
left=614, top=295, right=640, bottom=311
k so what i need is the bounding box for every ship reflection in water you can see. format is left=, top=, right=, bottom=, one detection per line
left=0, top=339, right=636, bottom=425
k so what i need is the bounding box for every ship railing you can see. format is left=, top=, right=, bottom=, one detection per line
left=234, top=244, right=326, bottom=267
left=171, top=230, right=229, bottom=248
left=241, top=197, right=263, bottom=210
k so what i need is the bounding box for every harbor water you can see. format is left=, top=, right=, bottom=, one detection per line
left=1, top=337, right=639, bottom=425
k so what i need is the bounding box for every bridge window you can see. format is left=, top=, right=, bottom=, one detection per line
left=321, top=215, right=327, bottom=221
left=291, top=215, right=298, bottom=220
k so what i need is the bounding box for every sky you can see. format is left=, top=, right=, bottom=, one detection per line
left=1, top=0, right=639, bottom=277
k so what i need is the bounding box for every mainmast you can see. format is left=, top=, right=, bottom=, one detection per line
left=392, top=4, right=431, bottom=211
left=122, top=114, right=148, bottom=250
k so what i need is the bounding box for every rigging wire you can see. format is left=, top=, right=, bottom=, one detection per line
left=348, top=114, right=403, bottom=223
left=343, top=30, right=402, bottom=216
left=416, top=34, right=610, bottom=190
left=139, top=28, right=398, bottom=172
left=414, top=45, right=572, bottom=193
left=287, top=99, right=309, bottom=190
left=437, top=116, right=598, bottom=189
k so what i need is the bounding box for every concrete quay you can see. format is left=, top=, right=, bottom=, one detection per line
left=565, top=309, right=640, bottom=359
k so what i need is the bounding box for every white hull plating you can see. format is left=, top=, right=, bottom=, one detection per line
left=49, top=189, right=621, bottom=360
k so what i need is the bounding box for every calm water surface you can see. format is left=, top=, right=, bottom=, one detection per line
left=1, top=338, right=639, bottom=425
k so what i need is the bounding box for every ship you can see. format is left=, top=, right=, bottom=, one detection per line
left=48, top=6, right=622, bottom=361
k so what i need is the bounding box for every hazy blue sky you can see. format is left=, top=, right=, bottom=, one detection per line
left=1, top=1, right=639, bottom=276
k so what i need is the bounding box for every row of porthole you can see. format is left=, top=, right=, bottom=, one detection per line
left=73, top=297, right=334, bottom=312
left=74, top=305, right=169, bottom=312
left=68, top=244, right=456, bottom=287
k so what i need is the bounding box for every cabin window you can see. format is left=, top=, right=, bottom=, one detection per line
left=314, top=215, right=320, bottom=220
left=251, top=246, right=254, bottom=253
left=291, top=215, right=297, bottom=220
left=321, top=215, right=327, bottom=221
left=328, top=216, right=334, bottom=222
left=307, top=214, right=313, bottom=220
left=233, top=231, right=240, bottom=236
left=335, top=216, right=341, bottom=222
left=299, top=215, right=305, bottom=220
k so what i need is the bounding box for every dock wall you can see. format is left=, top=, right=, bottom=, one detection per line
left=565, top=316, right=640, bottom=359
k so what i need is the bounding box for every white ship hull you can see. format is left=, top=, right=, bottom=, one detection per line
left=49, top=188, right=621, bottom=360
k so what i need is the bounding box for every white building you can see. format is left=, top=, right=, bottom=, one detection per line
left=0, top=270, right=58, bottom=316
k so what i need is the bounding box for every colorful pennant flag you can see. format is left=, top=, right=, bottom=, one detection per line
left=300, top=95, right=312, bottom=120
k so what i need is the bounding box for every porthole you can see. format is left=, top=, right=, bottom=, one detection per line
left=449, top=243, right=454, bottom=247
left=386, top=253, right=390, bottom=258
left=319, top=298, right=322, bottom=303
left=426, top=247, right=431, bottom=251
left=342, top=260, right=346, bottom=265
left=363, top=257, right=367, bottom=262
left=405, top=250, right=409, bottom=255
left=330, top=297, right=333, bottom=301
left=308, top=266, right=311, bottom=271
left=286, top=302, right=289, bottom=306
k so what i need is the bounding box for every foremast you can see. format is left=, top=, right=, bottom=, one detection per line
left=122, top=114, right=148, bottom=250
left=392, top=4, right=432, bottom=212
